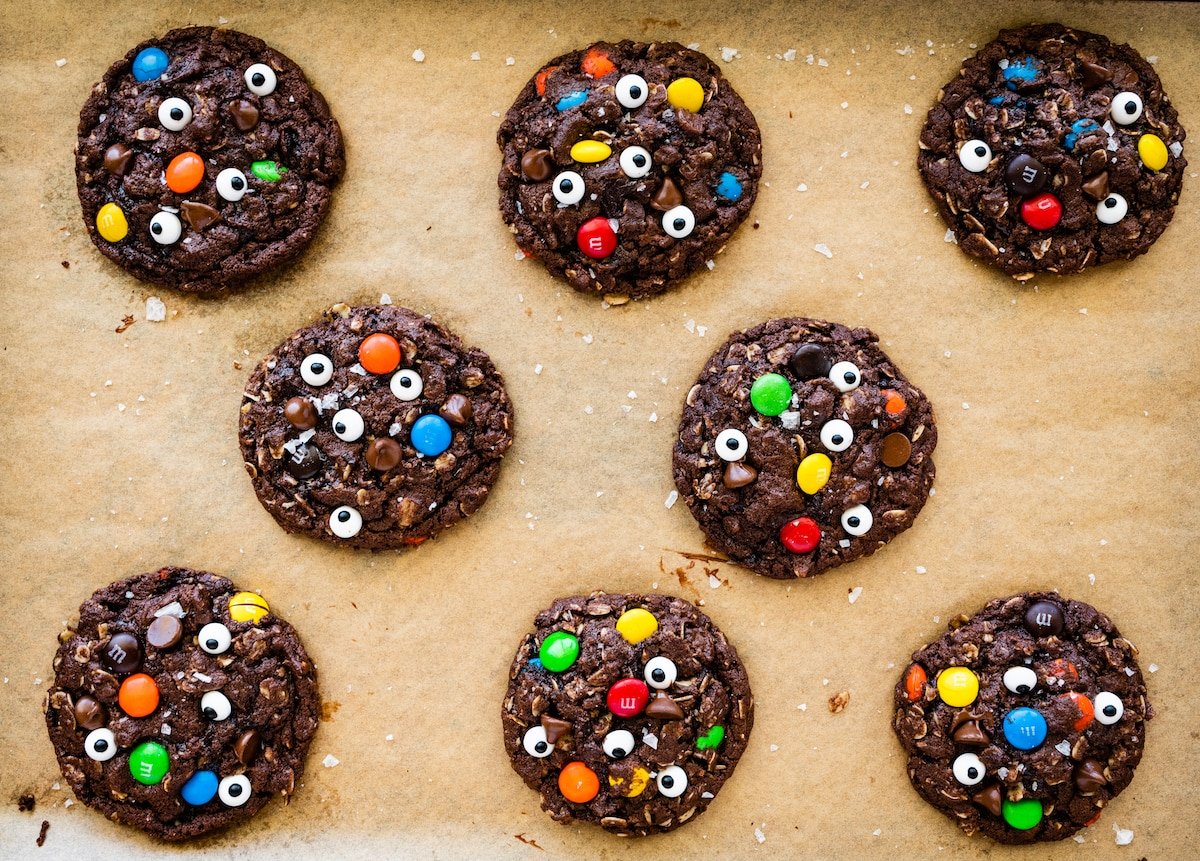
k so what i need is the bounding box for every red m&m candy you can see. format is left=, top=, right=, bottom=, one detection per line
left=780, top=517, right=820, bottom=553
left=577, top=217, right=617, bottom=259
left=607, top=678, right=649, bottom=717
left=1020, top=193, right=1062, bottom=230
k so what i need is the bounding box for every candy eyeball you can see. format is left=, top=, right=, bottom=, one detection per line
left=329, top=505, right=363, bottom=539
left=828, top=361, right=862, bottom=392
left=149, top=211, right=182, bottom=245
left=952, top=752, right=985, bottom=786
left=198, top=622, right=232, bottom=655
left=603, top=729, right=636, bottom=759
left=216, top=168, right=248, bottom=202
left=662, top=204, right=695, bottom=239
left=841, top=504, right=873, bottom=536
left=1110, top=92, right=1143, bottom=125
left=158, top=97, right=193, bottom=131
left=84, top=728, right=118, bottom=762
left=552, top=171, right=585, bottom=205
left=1096, top=193, right=1128, bottom=225
left=615, top=73, right=649, bottom=109
left=244, top=63, right=277, bottom=96
left=300, top=353, right=334, bottom=386
left=819, top=419, right=854, bottom=453
left=1094, top=691, right=1124, bottom=725
left=644, top=656, right=678, bottom=690
left=656, top=765, right=688, bottom=798
left=958, top=139, right=992, bottom=173
left=1003, top=665, right=1038, bottom=694
left=218, top=774, right=251, bottom=807
left=200, top=690, right=232, bottom=721
left=619, top=146, right=653, bottom=179
left=522, top=725, right=552, bottom=757
left=331, top=408, right=365, bottom=442
left=714, top=428, right=749, bottom=462
left=390, top=369, right=424, bottom=401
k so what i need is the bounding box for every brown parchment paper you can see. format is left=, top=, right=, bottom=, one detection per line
left=2, top=1, right=1198, bottom=858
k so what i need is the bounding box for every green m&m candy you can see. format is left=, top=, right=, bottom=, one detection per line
left=1001, top=797, right=1043, bottom=831
left=539, top=631, right=580, bottom=673
left=749, top=373, right=792, bottom=416
left=250, top=160, right=288, bottom=182
left=129, top=740, right=170, bottom=785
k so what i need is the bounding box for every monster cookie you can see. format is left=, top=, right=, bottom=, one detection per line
left=44, top=568, right=319, bottom=840
left=673, top=318, right=936, bottom=579
left=893, top=592, right=1150, bottom=844
left=502, top=593, right=752, bottom=835
left=919, top=23, right=1186, bottom=279
left=76, top=27, right=344, bottom=292
left=497, top=41, right=762, bottom=300
left=239, top=304, right=513, bottom=548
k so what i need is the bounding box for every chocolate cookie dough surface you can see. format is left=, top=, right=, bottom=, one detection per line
left=498, top=41, right=762, bottom=301
left=76, top=27, right=344, bottom=293
left=919, top=23, right=1186, bottom=279
left=673, top=318, right=936, bottom=579
left=239, top=304, right=514, bottom=549
left=44, top=568, right=319, bottom=841
left=502, top=593, right=753, bottom=835
left=893, top=592, right=1150, bottom=844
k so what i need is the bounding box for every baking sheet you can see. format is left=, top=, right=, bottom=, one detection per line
left=1, top=0, right=1198, bottom=858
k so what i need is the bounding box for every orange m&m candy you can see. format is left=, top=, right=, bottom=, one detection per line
left=535, top=65, right=559, bottom=97
left=558, top=761, right=599, bottom=803
left=118, top=673, right=160, bottom=718
left=884, top=390, right=907, bottom=416
left=1065, top=692, right=1094, bottom=731
left=581, top=47, right=616, bottom=79
left=358, top=333, right=402, bottom=375
left=904, top=664, right=927, bottom=702
left=166, top=151, right=205, bottom=193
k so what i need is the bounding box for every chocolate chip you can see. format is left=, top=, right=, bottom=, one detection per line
left=1004, top=153, right=1048, bottom=197
left=1080, top=62, right=1111, bottom=88
left=1074, top=758, right=1108, bottom=794
left=103, top=143, right=133, bottom=176
left=540, top=715, right=571, bottom=745
left=283, top=397, right=318, bottom=430
left=364, top=437, right=402, bottom=472
left=1081, top=171, right=1110, bottom=201
left=723, top=461, right=757, bottom=489
left=520, top=149, right=554, bottom=181
left=952, top=719, right=990, bottom=746
left=439, top=394, right=473, bottom=427
left=880, top=433, right=912, bottom=468
left=145, top=615, right=182, bottom=649
left=284, top=444, right=321, bottom=479
left=1023, top=600, right=1064, bottom=637
left=788, top=343, right=832, bottom=379
left=229, top=99, right=260, bottom=131
left=100, top=632, right=142, bottom=674
left=644, top=692, right=685, bottom=720
left=649, top=177, right=683, bottom=212
left=971, top=783, right=1003, bottom=817
left=233, top=729, right=261, bottom=766
left=180, top=201, right=221, bottom=232
left=73, top=695, right=107, bottom=731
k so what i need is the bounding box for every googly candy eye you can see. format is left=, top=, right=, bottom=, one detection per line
left=619, top=146, right=653, bottom=179
left=552, top=171, right=585, bottom=205
left=200, top=690, right=232, bottom=721
left=198, top=622, right=232, bottom=655
left=522, top=725, right=552, bottom=758
left=300, top=353, right=333, bottom=386
left=662, top=204, right=695, bottom=239
left=331, top=408, right=365, bottom=442
left=218, top=774, right=251, bottom=807
left=216, top=168, right=248, bottom=202
left=828, top=361, right=861, bottom=392
left=819, top=419, right=854, bottom=453
left=952, top=752, right=986, bottom=786
left=615, top=73, right=649, bottom=109
left=656, top=765, right=688, bottom=798
left=1003, top=666, right=1038, bottom=694
left=329, top=505, right=363, bottom=539
left=1096, top=193, right=1128, bottom=225
left=244, top=63, right=277, bottom=96
left=841, top=504, right=873, bottom=536
left=958, top=139, right=992, bottom=173
left=149, top=211, right=182, bottom=245
left=644, top=656, right=678, bottom=690
left=390, top=369, right=424, bottom=401
left=1110, top=92, right=1143, bottom=125
left=1094, top=691, right=1124, bottom=725
left=158, top=97, right=192, bottom=131
left=603, top=729, right=636, bottom=759
left=84, top=728, right=118, bottom=762
left=714, top=428, right=748, bottom=462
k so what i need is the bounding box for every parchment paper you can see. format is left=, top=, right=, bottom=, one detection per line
left=1, top=1, right=1198, bottom=858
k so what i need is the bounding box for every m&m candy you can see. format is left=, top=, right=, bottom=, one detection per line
left=129, top=740, right=170, bottom=785
left=780, top=517, right=820, bottom=554
left=539, top=631, right=579, bottom=673
left=936, top=666, right=979, bottom=707
left=607, top=678, right=649, bottom=717
left=1002, top=707, right=1048, bottom=750
left=666, top=77, right=704, bottom=113
left=749, top=373, right=792, bottom=416
left=577, top=217, right=617, bottom=260
left=615, top=608, right=658, bottom=645
left=229, top=591, right=270, bottom=624
left=411, top=414, right=453, bottom=457
left=558, top=761, right=599, bottom=803
left=166, top=151, right=205, bottom=193
left=96, top=203, right=129, bottom=242
left=181, top=770, right=219, bottom=806
left=1002, top=797, right=1043, bottom=830
left=796, top=453, right=832, bottom=495
left=118, top=673, right=160, bottom=718
left=1020, top=193, right=1062, bottom=230
left=132, top=47, right=169, bottom=81
left=358, top=333, right=402, bottom=375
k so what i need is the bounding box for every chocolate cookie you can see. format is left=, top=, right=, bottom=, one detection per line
left=239, top=304, right=514, bottom=549
left=893, top=592, right=1150, bottom=844
left=76, top=27, right=344, bottom=293
left=44, top=568, right=319, bottom=841
left=497, top=41, right=762, bottom=301
left=502, top=593, right=753, bottom=835
left=673, top=318, right=936, bottom=579
left=919, top=23, right=1186, bottom=279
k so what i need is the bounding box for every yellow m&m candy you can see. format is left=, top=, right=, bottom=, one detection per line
left=1138, top=133, right=1169, bottom=171
left=96, top=202, right=128, bottom=242
left=666, top=77, right=704, bottom=113
left=936, top=666, right=979, bottom=707
left=797, top=453, right=833, bottom=495
left=570, top=140, right=612, bottom=163
left=609, top=766, right=650, bottom=798
left=229, top=591, right=270, bottom=624
left=616, top=608, right=658, bottom=645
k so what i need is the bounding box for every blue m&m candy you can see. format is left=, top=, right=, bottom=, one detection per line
left=715, top=172, right=743, bottom=202
left=555, top=90, right=587, bottom=111
left=411, top=414, right=452, bottom=457
left=132, top=47, right=169, bottom=82
left=180, top=770, right=219, bottom=806
left=1002, top=707, right=1047, bottom=750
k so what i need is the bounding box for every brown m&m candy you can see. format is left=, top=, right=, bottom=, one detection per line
left=1005, top=154, right=1048, bottom=197
left=439, top=394, right=473, bottom=427
left=881, top=433, right=912, bottom=468
left=146, top=614, right=182, bottom=649
left=521, top=148, right=554, bottom=181
left=284, top=397, right=318, bottom=430
left=73, top=695, right=107, bottom=730
left=284, top=444, right=321, bottom=479
left=230, top=98, right=260, bottom=131
left=1023, top=600, right=1064, bottom=637
left=788, top=343, right=832, bottom=379
left=100, top=632, right=142, bottom=674
left=364, top=437, right=402, bottom=472
left=104, top=143, right=133, bottom=175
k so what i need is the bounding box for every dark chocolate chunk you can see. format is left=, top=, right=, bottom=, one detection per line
left=364, top=437, right=402, bottom=472
left=1074, top=758, right=1108, bottom=794
left=180, top=201, right=221, bottom=232
left=439, top=394, right=473, bottom=427
left=103, top=143, right=133, bottom=175
left=644, top=692, right=685, bottom=720
left=520, top=148, right=554, bottom=181
left=650, top=177, right=684, bottom=212
left=722, top=461, right=757, bottom=489
left=540, top=715, right=571, bottom=745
